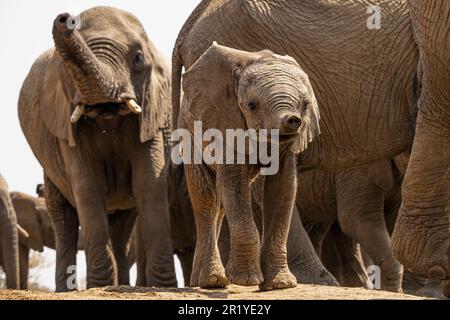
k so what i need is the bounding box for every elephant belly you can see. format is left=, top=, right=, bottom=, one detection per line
left=105, top=162, right=136, bottom=212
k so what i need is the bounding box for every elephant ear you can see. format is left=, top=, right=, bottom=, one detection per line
left=181, top=42, right=258, bottom=132
left=292, top=73, right=321, bottom=154
left=139, top=56, right=171, bottom=143
left=364, top=160, right=394, bottom=191
left=42, top=51, right=77, bottom=147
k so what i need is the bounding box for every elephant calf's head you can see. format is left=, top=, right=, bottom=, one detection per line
left=182, top=43, right=321, bottom=154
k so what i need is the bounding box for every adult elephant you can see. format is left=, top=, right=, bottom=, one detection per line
left=0, top=175, right=20, bottom=289
left=172, top=0, right=449, bottom=290
left=391, top=0, right=450, bottom=296
left=19, top=6, right=176, bottom=291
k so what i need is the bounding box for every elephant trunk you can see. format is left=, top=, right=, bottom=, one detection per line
left=0, top=188, right=20, bottom=289
left=52, top=13, right=123, bottom=105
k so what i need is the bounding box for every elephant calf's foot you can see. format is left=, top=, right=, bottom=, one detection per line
left=191, top=263, right=229, bottom=289
left=226, top=258, right=263, bottom=286
left=260, top=267, right=297, bottom=291
left=290, top=254, right=339, bottom=286
left=381, top=259, right=404, bottom=293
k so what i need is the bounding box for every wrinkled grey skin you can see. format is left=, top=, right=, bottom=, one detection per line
left=18, top=7, right=176, bottom=291
left=0, top=175, right=20, bottom=289
left=179, top=44, right=321, bottom=290
left=10, top=188, right=55, bottom=290
left=297, top=155, right=408, bottom=292
left=172, top=0, right=449, bottom=293
left=167, top=163, right=337, bottom=287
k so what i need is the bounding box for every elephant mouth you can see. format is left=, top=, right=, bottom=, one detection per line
left=70, top=99, right=142, bottom=123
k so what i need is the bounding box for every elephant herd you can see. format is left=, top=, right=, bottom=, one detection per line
left=0, top=1, right=449, bottom=298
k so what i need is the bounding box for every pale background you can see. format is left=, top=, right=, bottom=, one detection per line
left=0, top=0, right=201, bottom=290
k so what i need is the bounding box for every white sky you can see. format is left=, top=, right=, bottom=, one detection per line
left=0, top=0, right=201, bottom=290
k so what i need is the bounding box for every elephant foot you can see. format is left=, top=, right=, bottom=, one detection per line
left=290, top=253, right=339, bottom=286
left=392, top=210, right=450, bottom=280
left=225, top=257, right=263, bottom=286
left=191, top=263, right=229, bottom=288
left=259, top=267, right=297, bottom=291
left=380, top=259, right=404, bottom=293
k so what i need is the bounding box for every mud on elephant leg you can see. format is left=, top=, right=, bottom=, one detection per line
left=288, top=209, right=339, bottom=286
left=45, top=176, right=79, bottom=292
left=109, top=209, right=137, bottom=286
left=217, top=165, right=263, bottom=287
left=186, top=164, right=228, bottom=288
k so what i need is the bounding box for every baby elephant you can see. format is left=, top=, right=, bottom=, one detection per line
left=177, top=43, right=320, bottom=290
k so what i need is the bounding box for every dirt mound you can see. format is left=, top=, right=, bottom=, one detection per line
left=0, top=284, right=429, bottom=300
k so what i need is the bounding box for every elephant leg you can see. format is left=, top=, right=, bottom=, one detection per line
left=304, top=222, right=332, bottom=257
left=288, top=207, right=339, bottom=286
left=176, top=248, right=194, bottom=286
left=185, top=164, right=228, bottom=288
left=45, top=176, right=79, bottom=292
left=337, top=185, right=403, bottom=293
left=67, top=173, right=116, bottom=289
left=19, top=244, right=29, bottom=290
left=260, top=153, right=298, bottom=291
left=217, top=165, right=263, bottom=287
left=131, top=136, right=176, bottom=287
left=109, top=209, right=137, bottom=285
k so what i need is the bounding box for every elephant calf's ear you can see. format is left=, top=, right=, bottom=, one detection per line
left=292, top=78, right=321, bottom=154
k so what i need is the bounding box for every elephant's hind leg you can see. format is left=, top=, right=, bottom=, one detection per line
left=45, top=176, right=79, bottom=292
left=185, top=164, right=229, bottom=288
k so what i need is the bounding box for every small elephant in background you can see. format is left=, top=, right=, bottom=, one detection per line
left=0, top=175, right=20, bottom=289
left=10, top=185, right=55, bottom=289
left=177, top=43, right=321, bottom=290
left=297, top=152, right=410, bottom=292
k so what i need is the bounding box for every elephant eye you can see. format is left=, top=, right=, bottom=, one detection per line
left=247, top=100, right=258, bottom=112
left=302, top=99, right=309, bottom=112
left=133, top=51, right=145, bottom=70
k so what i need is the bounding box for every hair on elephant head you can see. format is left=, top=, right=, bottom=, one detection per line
left=45, top=6, right=170, bottom=147
left=182, top=42, right=320, bottom=154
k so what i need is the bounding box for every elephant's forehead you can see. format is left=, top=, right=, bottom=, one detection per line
left=78, top=7, right=145, bottom=44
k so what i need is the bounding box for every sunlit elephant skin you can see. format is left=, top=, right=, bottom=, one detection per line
left=172, top=0, right=449, bottom=291
left=18, top=7, right=176, bottom=291
left=0, top=175, right=20, bottom=289
left=10, top=189, right=55, bottom=290
left=391, top=1, right=450, bottom=295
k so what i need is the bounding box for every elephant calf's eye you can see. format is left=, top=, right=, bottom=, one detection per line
left=302, top=99, right=309, bottom=113
left=247, top=100, right=258, bottom=112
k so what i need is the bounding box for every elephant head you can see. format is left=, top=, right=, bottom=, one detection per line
left=392, top=0, right=450, bottom=290
left=45, top=6, right=170, bottom=147
left=11, top=192, right=55, bottom=252
left=182, top=43, right=320, bottom=154
left=0, top=175, right=20, bottom=289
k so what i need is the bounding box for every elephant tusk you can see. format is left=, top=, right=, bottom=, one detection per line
left=70, top=104, right=85, bottom=123
left=17, top=225, right=30, bottom=238
left=125, top=99, right=142, bottom=114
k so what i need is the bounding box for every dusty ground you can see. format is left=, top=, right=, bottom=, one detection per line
left=0, top=284, right=430, bottom=300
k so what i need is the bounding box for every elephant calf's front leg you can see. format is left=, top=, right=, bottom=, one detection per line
left=260, top=153, right=297, bottom=291
left=218, top=165, right=263, bottom=286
